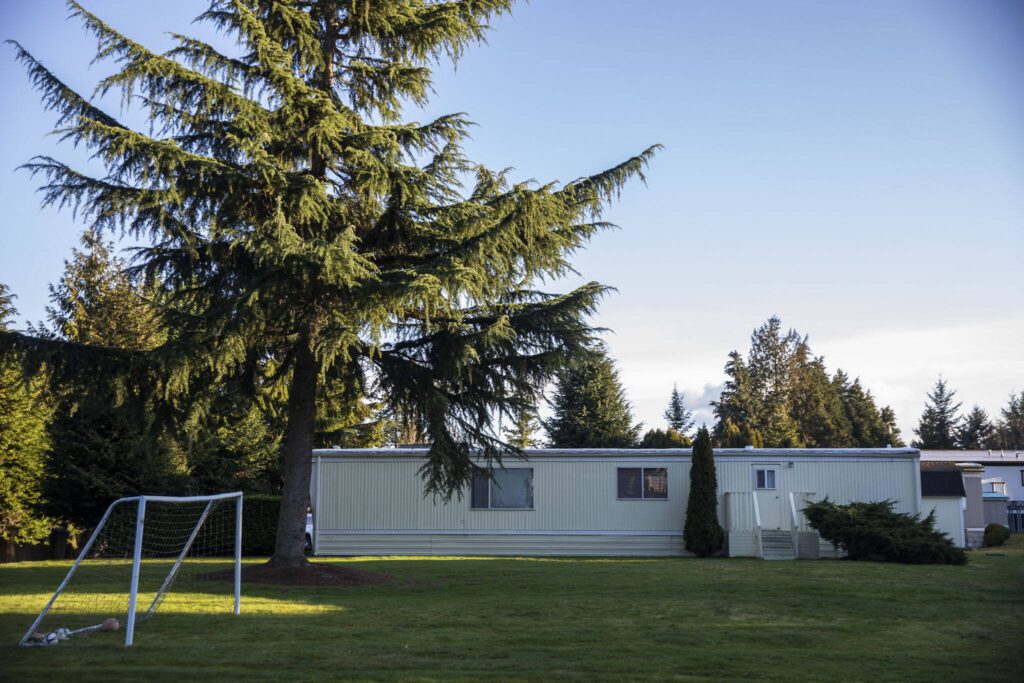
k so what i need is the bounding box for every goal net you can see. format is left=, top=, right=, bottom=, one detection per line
left=20, top=493, right=242, bottom=647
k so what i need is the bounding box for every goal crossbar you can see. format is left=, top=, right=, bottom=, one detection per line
left=20, top=492, right=243, bottom=648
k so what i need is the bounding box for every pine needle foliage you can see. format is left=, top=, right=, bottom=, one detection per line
left=713, top=317, right=897, bottom=448
left=0, top=285, right=54, bottom=545
left=546, top=348, right=642, bottom=448
left=912, top=377, right=962, bottom=449
left=7, top=1, right=658, bottom=566
left=683, top=426, right=723, bottom=557
left=663, top=383, right=694, bottom=434
left=993, top=392, right=1024, bottom=450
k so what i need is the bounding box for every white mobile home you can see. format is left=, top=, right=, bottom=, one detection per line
left=309, top=447, right=922, bottom=559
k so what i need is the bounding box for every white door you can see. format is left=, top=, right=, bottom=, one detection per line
left=752, top=465, right=784, bottom=530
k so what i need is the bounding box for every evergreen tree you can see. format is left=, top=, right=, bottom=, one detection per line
left=713, top=351, right=759, bottom=444
left=32, top=230, right=187, bottom=527
left=715, top=417, right=763, bottom=448
left=839, top=377, right=888, bottom=447
left=993, top=392, right=1024, bottom=450
left=663, top=384, right=694, bottom=434
left=185, top=395, right=283, bottom=494
left=504, top=403, right=541, bottom=449
left=763, top=400, right=802, bottom=448
left=790, top=347, right=849, bottom=447
left=546, top=349, right=641, bottom=448
left=0, top=284, right=54, bottom=545
left=8, top=1, right=658, bottom=567
left=747, top=316, right=802, bottom=403
left=957, top=406, right=994, bottom=450
left=638, top=427, right=691, bottom=448
left=912, top=378, right=962, bottom=449
left=37, top=227, right=162, bottom=350
left=683, top=426, right=723, bottom=557
left=714, top=318, right=894, bottom=448
left=880, top=406, right=904, bottom=447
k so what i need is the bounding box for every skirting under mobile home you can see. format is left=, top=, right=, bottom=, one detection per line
left=310, top=447, right=923, bottom=559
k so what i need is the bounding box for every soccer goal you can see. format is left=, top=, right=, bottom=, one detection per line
left=20, top=492, right=243, bottom=648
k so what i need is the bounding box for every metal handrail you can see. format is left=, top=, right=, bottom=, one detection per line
left=788, top=492, right=800, bottom=559
left=752, top=491, right=763, bottom=559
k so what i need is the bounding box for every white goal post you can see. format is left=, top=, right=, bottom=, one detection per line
left=20, top=492, right=243, bottom=648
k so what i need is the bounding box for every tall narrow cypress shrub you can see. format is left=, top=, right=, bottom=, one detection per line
left=684, top=426, right=724, bottom=557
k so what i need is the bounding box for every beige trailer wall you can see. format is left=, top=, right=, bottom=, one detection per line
left=311, top=450, right=920, bottom=557
left=719, top=454, right=920, bottom=557
left=923, top=496, right=965, bottom=547
left=313, top=454, right=691, bottom=556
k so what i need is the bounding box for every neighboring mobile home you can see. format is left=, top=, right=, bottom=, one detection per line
left=920, top=450, right=1024, bottom=543
left=920, top=461, right=967, bottom=548
left=309, top=447, right=922, bottom=559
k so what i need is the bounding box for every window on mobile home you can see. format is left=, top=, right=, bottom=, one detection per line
left=755, top=468, right=776, bottom=490
left=471, top=468, right=534, bottom=509
left=617, top=468, right=668, bottom=499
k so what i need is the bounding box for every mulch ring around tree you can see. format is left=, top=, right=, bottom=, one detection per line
left=198, top=563, right=392, bottom=587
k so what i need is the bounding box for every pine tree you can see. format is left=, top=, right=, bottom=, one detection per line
left=880, top=406, right=904, bottom=447
left=35, top=235, right=187, bottom=527
left=37, top=227, right=162, bottom=351
left=713, top=351, right=759, bottom=443
left=957, top=406, right=994, bottom=450
left=790, top=347, right=848, bottom=447
left=546, top=349, right=641, bottom=448
left=504, top=402, right=541, bottom=449
left=714, top=318, right=894, bottom=448
left=0, top=284, right=54, bottom=546
left=763, top=400, right=802, bottom=448
left=684, top=426, right=723, bottom=557
left=663, top=384, right=694, bottom=434
left=7, top=1, right=658, bottom=567
left=993, top=392, right=1024, bottom=450
left=912, top=378, right=963, bottom=449
left=840, top=377, right=888, bottom=447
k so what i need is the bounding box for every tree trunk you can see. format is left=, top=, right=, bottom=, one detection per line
left=266, top=3, right=335, bottom=570
left=268, top=331, right=320, bottom=568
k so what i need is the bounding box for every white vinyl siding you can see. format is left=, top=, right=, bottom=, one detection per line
left=311, top=448, right=921, bottom=557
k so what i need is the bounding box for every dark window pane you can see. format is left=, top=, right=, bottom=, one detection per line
left=492, top=469, right=533, bottom=509
left=471, top=472, right=490, bottom=509
left=766, top=470, right=776, bottom=489
left=756, top=469, right=766, bottom=489
left=618, top=468, right=642, bottom=498
left=644, top=468, right=668, bottom=499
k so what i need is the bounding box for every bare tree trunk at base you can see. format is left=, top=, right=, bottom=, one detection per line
left=268, top=333, right=319, bottom=569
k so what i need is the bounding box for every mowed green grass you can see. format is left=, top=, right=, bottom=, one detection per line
left=2, top=539, right=1023, bottom=682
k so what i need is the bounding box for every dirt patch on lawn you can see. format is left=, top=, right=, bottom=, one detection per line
left=198, top=563, right=392, bottom=587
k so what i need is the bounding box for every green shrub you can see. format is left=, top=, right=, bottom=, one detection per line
left=242, top=495, right=281, bottom=556
left=983, top=523, right=1010, bottom=548
left=802, top=499, right=967, bottom=565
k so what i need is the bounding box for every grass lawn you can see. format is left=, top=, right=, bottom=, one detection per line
left=2, top=538, right=1023, bottom=682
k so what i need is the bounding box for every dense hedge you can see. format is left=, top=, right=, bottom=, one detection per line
left=242, top=495, right=281, bottom=556
left=802, top=499, right=967, bottom=565
left=983, top=523, right=1011, bottom=548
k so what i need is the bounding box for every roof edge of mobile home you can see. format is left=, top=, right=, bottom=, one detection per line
left=312, top=447, right=920, bottom=459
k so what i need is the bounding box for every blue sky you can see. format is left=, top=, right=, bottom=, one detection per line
left=1, top=0, right=1022, bottom=440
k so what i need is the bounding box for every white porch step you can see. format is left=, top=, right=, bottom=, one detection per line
left=760, top=530, right=797, bottom=560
